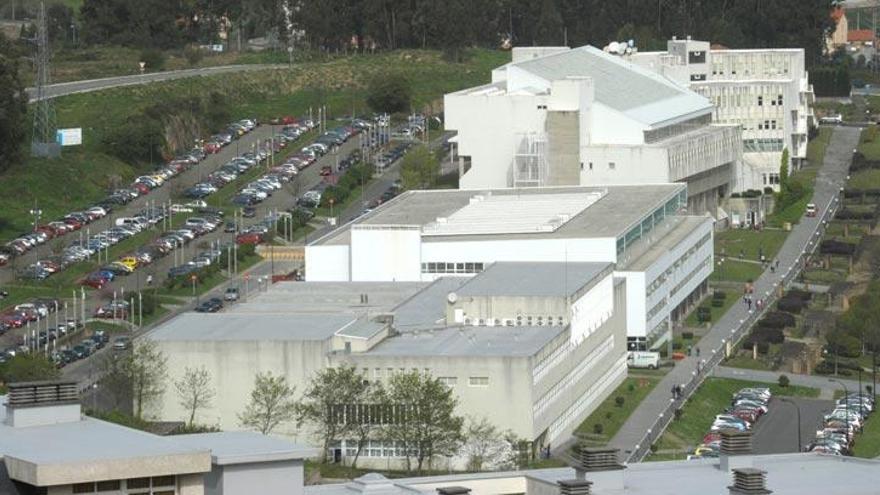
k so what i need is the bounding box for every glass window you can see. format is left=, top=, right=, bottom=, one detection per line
left=73, top=483, right=95, bottom=494
left=456, top=262, right=464, bottom=273
left=127, top=479, right=151, bottom=490
left=469, top=376, right=489, bottom=387
left=152, top=477, right=174, bottom=488
left=96, top=481, right=120, bottom=492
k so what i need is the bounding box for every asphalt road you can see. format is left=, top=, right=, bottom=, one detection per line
left=752, top=397, right=833, bottom=454
left=26, top=65, right=282, bottom=102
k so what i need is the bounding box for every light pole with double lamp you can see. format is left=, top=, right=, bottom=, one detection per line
left=829, top=378, right=851, bottom=447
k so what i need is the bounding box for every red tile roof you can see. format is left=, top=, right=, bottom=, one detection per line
left=849, top=29, right=874, bottom=43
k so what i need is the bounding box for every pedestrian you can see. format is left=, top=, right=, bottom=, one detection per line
left=757, top=299, right=764, bottom=311
left=746, top=297, right=752, bottom=310
left=696, top=346, right=701, bottom=357
left=687, top=344, right=693, bottom=357
left=146, top=274, right=153, bottom=286
left=671, top=384, right=678, bottom=399
left=775, top=259, right=780, bottom=270
left=770, top=264, right=775, bottom=274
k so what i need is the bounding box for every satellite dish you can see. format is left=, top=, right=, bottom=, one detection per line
left=608, top=41, right=620, bottom=54
left=616, top=42, right=627, bottom=55
left=447, top=292, right=458, bottom=304
left=628, top=39, right=635, bottom=47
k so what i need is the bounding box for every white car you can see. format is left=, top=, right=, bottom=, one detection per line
left=186, top=199, right=208, bottom=209
left=170, top=204, right=194, bottom=213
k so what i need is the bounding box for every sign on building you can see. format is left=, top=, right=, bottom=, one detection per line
left=56, top=128, right=82, bottom=146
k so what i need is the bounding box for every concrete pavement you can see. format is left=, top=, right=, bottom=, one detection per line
left=716, top=366, right=873, bottom=398
left=27, top=65, right=282, bottom=102
left=752, top=397, right=833, bottom=454
left=603, top=126, right=861, bottom=462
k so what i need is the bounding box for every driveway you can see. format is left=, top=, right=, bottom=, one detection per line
left=752, top=397, right=833, bottom=454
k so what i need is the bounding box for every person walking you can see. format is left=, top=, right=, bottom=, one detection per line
left=696, top=346, right=701, bottom=357
left=746, top=297, right=752, bottom=310
left=146, top=274, right=153, bottom=286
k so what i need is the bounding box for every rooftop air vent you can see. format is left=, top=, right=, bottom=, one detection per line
left=729, top=468, right=771, bottom=495
left=558, top=479, right=592, bottom=495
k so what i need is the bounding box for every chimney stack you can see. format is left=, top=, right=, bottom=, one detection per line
left=719, top=430, right=753, bottom=472
left=572, top=447, right=625, bottom=490
left=558, top=479, right=592, bottom=495
left=5, top=380, right=81, bottom=427
left=728, top=468, right=771, bottom=495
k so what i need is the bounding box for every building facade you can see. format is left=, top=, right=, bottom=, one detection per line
left=631, top=37, right=815, bottom=192
left=444, top=45, right=739, bottom=216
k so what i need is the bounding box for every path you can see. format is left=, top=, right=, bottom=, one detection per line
left=27, top=64, right=282, bottom=102
left=603, top=126, right=861, bottom=462
left=716, top=366, right=872, bottom=399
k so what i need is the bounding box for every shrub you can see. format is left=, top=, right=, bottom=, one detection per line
left=183, top=46, right=204, bottom=66
left=682, top=332, right=694, bottom=340
left=139, top=48, right=166, bottom=71
left=778, top=297, right=806, bottom=314
left=593, top=423, right=604, bottom=435
left=778, top=374, right=790, bottom=387
left=711, top=298, right=724, bottom=307
left=759, top=311, right=796, bottom=329
left=820, top=239, right=858, bottom=255
left=628, top=383, right=635, bottom=393
left=712, top=291, right=727, bottom=300
left=615, top=396, right=625, bottom=408
left=674, top=408, right=683, bottom=420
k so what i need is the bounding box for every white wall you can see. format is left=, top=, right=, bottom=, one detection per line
left=220, top=461, right=304, bottom=495
left=614, top=271, right=647, bottom=337
left=304, top=245, right=349, bottom=281
left=350, top=228, right=421, bottom=282
left=587, top=103, right=646, bottom=145
left=569, top=274, right=614, bottom=345
left=580, top=146, right=670, bottom=185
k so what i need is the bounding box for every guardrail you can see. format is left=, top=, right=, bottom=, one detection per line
left=624, top=192, right=840, bottom=463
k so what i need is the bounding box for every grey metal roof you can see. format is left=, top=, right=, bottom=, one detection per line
left=457, top=262, right=612, bottom=298
left=0, top=397, right=204, bottom=465
left=305, top=453, right=880, bottom=495
left=313, top=184, right=684, bottom=247
left=172, top=432, right=318, bottom=465
left=149, top=312, right=355, bottom=341
left=392, top=277, right=469, bottom=332
left=363, top=325, right=566, bottom=358
left=511, top=46, right=712, bottom=126
left=618, top=216, right=712, bottom=271
left=226, top=281, right=427, bottom=314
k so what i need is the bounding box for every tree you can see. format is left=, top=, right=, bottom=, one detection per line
left=461, top=416, right=506, bottom=472
left=239, top=371, right=297, bottom=434
left=174, top=366, right=216, bottom=426
left=779, top=148, right=790, bottom=192
left=533, top=0, right=564, bottom=45
left=296, top=365, right=371, bottom=463
left=384, top=370, right=463, bottom=473
left=366, top=74, right=411, bottom=114
left=0, top=36, right=26, bottom=174
left=0, top=354, right=60, bottom=383
left=399, top=145, right=439, bottom=191
left=98, top=339, right=168, bottom=418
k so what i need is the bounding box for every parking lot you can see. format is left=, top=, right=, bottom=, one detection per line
left=752, top=397, right=834, bottom=454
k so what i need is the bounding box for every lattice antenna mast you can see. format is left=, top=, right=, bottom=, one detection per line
left=31, top=2, right=59, bottom=158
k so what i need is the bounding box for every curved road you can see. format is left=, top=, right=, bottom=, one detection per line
left=27, top=64, right=283, bottom=102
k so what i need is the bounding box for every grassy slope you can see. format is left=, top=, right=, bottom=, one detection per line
left=715, top=229, right=788, bottom=262
left=1, top=49, right=508, bottom=239
left=652, top=377, right=819, bottom=454
left=853, top=408, right=880, bottom=458
left=575, top=374, right=664, bottom=447
left=684, top=290, right=737, bottom=327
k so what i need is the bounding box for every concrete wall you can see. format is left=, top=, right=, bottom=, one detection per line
left=350, top=227, right=421, bottom=282
left=569, top=274, right=614, bottom=345
left=448, top=295, right=570, bottom=327
left=546, top=110, right=581, bottom=186
left=304, top=245, right=349, bottom=281
left=580, top=145, right=670, bottom=184
left=220, top=460, right=304, bottom=495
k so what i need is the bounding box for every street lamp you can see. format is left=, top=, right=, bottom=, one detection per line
left=829, top=378, right=851, bottom=444
left=779, top=398, right=803, bottom=452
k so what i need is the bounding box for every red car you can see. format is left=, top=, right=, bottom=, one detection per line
left=131, top=182, right=151, bottom=195
left=319, top=166, right=332, bottom=177
left=81, top=272, right=109, bottom=289
left=236, top=232, right=263, bottom=245
left=63, top=217, right=83, bottom=230
left=35, top=226, right=57, bottom=239
left=204, top=142, right=222, bottom=154
left=1, top=313, right=25, bottom=328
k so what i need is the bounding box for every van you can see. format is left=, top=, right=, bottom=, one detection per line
left=805, top=203, right=817, bottom=217
left=627, top=351, right=660, bottom=369
left=115, top=217, right=146, bottom=231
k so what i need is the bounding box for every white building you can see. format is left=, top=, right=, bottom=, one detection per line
left=150, top=261, right=629, bottom=467
left=444, top=45, right=741, bottom=216
left=306, top=184, right=713, bottom=348
left=631, top=37, right=815, bottom=192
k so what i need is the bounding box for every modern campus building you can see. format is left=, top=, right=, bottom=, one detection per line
left=631, top=37, right=815, bottom=192
left=0, top=381, right=315, bottom=495
left=305, top=184, right=713, bottom=348
left=444, top=45, right=741, bottom=217
left=150, top=259, right=629, bottom=468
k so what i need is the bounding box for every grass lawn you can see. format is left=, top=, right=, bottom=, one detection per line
left=806, top=126, right=833, bottom=165
left=858, top=125, right=880, bottom=161
left=724, top=355, right=773, bottom=371
left=684, top=290, right=738, bottom=327
left=853, top=410, right=880, bottom=458
left=848, top=169, right=880, bottom=190
left=715, top=229, right=788, bottom=262
left=651, top=378, right=819, bottom=456
left=710, top=260, right=763, bottom=284
left=802, top=269, right=846, bottom=284
left=0, top=285, right=72, bottom=312
left=767, top=165, right=819, bottom=228
left=2, top=49, right=508, bottom=240
left=574, top=374, right=664, bottom=447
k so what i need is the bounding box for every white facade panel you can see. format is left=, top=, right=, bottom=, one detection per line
left=569, top=275, right=614, bottom=345
left=616, top=271, right=647, bottom=337
left=304, top=245, right=349, bottom=282
left=350, top=227, right=421, bottom=282
left=580, top=146, right=670, bottom=185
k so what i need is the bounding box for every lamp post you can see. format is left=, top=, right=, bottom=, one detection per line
left=779, top=398, right=802, bottom=452
left=829, top=378, right=850, bottom=444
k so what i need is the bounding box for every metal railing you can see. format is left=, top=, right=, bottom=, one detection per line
left=624, top=192, right=840, bottom=463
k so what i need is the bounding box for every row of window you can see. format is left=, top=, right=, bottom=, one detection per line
left=616, top=192, right=687, bottom=255
left=669, top=255, right=712, bottom=300
left=709, top=53, right=793, bottom=78
left=368, top=367, right=429, bottom=380
left=339, top=440, right=419, bottom=458
left=645, top=232, right=711, bottom=298
left=420, top=262, right=485, bottom=274
left=667, top=125, right=741, bottom=182
left=743, top=138, right=785, bottom=153
left=646, top=296, right=668, bottom=321
left=757, top=119, right=778, bottom=130
left=643, top=114, right=712, bottom=144
left=438, top=376, right=488, bottom=387
left=463, top=315, right=565, bottom=327
left=532, top=336, right=614, bottom=418
left=72, top=477, right=175, bottom=495
left=547, top=355, right=627, bottom=441
left=763, top=173, right=781, bottom=186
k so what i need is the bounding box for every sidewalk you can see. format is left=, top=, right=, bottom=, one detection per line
left=604, top=126, right=862, bottom=462
left=715, top=366, right=869, bottom=399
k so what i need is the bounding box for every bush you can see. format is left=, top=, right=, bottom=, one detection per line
left=366, top=74, right=411, bottom=114
left=820, top=239, right=858, bottom=255
left=615, top=396, right=625, bottom=408
left=627, top=383, right=635, bottom=393
left=778, top=297, right=807, bottom=314
left=674, top=408, right=683, bottom=420
left=711, top=298, right=724, bottom=307
left=139, top=48, right=166, bottom=71
left=764, top=187, right=775, bottom=195
left=752, top=326, right=785, bottom=345
left=778, top=374, right=790, bottom=387
left=183, top=46, right=204, bottom=66
left=712, top=291, right=727, bottom=300
left=681, top=332, right=694, bottom=340
left=759, top=311, right=796, bottom=329
left=593, top=423, right=604, bottom=435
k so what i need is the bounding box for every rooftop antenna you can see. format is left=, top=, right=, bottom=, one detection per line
left=30, top=2, right=60, bottom=158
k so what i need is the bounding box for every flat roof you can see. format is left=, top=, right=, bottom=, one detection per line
left=305, top=453, right=880, bottom=495
left=392, top=278, right=468, bottom=332
left=149, top=312, right=357, bottom=342
left=457, top=262, right=612, bottom=298
left=422, top=191, right=604, bottom=236
left=313, top=184, right=684, bottom=247
left=225, top=281, right=427, bottom=314
left=619, top=216, right=712, bottom=271
left=172, top=432, right=318, bottom=465
left=363, top=324, right=567, bottom=358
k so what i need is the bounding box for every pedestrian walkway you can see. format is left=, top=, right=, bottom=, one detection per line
left=603, top=126, right=862, bottom=462
left=715, top=366, right=871, bottom=396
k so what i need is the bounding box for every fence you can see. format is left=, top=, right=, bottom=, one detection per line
left=624, top=192, right=840, bottom=463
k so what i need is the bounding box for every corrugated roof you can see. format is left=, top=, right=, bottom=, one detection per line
left=457, top=262, right=611, bottom=298
left=511, top=46, right=711, bottom=125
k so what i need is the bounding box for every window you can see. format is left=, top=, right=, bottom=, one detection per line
left=438, top=376, right=458, bottom=386
left=770, top=120, right=777, bottom=130
left=96, top=481, right=120, bottom=492
left=127, top=479, right=151, bottom=490
left=469, top=376, right=489, bottom=387
left=152, top=477, right=175, bottom=488
left=588, top=162, right=593, bottom=170
left=374, top=368, right=383, bottom=379
left=688, top=50, right=706, bottom=64
left=608, top=162, right=616, bottom=170
left=73, top=483, right=95, bottom=494
left=757, top=95, right=763, bottom=106
left=690, top=73, right=706, bottom=82
left=777, top=94, right=783, bottom=105
left=537, top=105, right=547, bottom=110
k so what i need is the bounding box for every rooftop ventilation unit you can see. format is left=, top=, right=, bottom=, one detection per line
left=729, top=468, right=771, bottom=495
left=557, top=479, right=592, bottom=495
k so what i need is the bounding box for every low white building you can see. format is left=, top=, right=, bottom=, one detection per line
left=444, top=45, right=740, bottom=216
left=306, top=184, right=713, bottom=348
left=630, top=37, right=815, bottom=192
left=150, top=262, right=629, bottom=468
